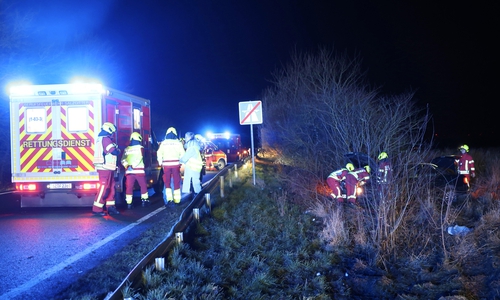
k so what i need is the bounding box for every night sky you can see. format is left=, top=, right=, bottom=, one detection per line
left=2, top=1, right=496, bottom=147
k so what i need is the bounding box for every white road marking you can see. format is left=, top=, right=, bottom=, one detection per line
left=1, top=206, right=165, bottom=299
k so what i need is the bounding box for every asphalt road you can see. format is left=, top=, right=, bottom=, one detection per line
left=0, top=171, right=218, bottom=300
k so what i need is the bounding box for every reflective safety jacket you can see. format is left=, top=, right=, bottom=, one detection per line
left=328, top=168, right=349, bottom=181
left=121, top=144, right=145, bottom=174
left=157, top=139, right=185, bottom=167
left=347, top=168, right=370, bottom=185
left=94, top=136, right=118, bottom=171
left=180, top=139, right=203, bottom=172
left=377, top=160, right=392, bottom=183
left=455, top=153, right=475, bottom=176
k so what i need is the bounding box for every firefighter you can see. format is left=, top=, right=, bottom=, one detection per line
left=377, top=152, right=392, bottom=184
left=344, top=163, right=370, bottom=206
left=121, top=132, right=149, bottom=208
left=180, top=132, right=204, bottom=196
left=157, top=127, right=185, bottom=206
left=326, top=166, right=349, bottom=203
left=455, top=144, right=475, bottom=190
left=92, top=122, right=120, bottom=216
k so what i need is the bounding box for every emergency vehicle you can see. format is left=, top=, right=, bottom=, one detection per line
left=203, top=141, right=227, bottom=171
left=206, top=132, right=248, bottom=162
left=9, top=83, right=161, bottom=207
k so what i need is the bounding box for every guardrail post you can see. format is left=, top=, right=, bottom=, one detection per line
left=228, top=170, right=233, bottom=188
left=234, top=164, right=238, bottom=178
left=205, top=193, right=211, bottom=211
left=175, top=232, right=183, bottom=244
left=220, top=176, right=225, bottom=198
left=155, top=257, right=165, bottom=271
left=193, top=208, right=200, bottom=222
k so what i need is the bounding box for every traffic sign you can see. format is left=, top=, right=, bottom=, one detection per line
left=239, top=100, right=262, bottom=125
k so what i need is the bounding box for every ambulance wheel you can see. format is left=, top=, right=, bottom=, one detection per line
left=217, top=159, right=226, bottom=170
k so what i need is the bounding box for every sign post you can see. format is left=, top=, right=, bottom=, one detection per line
left=239, top=100, right=262, bottom=185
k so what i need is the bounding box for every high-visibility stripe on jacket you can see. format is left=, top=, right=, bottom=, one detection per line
left=455, top=153, right=475, bottom=175
left=157, top=139, right=185, bottom=167
left=121, top=145, right=145, bottom=174
left=328, top=168, right=348, bottom=181
left=349, top=168, right=370, bottom=182
left=94, top=136, right=118, bottom=171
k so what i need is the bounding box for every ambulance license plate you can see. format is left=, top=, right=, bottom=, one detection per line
left=49, top=183, right=72, bottom=189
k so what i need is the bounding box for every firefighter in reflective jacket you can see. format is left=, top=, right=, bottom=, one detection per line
left=326, top=166, right=349, bottom=203
left=455, top=144, right=475, bottom=190
left=157, top=127, right=185, bottom=205
left=92, top=122, right=120, bottom=216
left=180, top=132, right=203, bottom=195
left=345, top=163, right=370, bottom=205
left=121, top=132, right=149, bottom=208
left=377, top=152, right=392, bottom=184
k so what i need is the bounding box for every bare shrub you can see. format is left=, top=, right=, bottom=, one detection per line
left=319, top=207, right=350, bottom=249
left=260, top=47, right=434, bottom=264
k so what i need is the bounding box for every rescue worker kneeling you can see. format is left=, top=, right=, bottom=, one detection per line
left=121, top=132, right=150, bottom=208
left=345, top=163, right=370, bottom=206
left=326, top=166, right=349, bottom=203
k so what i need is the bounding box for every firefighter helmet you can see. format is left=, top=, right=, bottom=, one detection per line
left=130, top=132, right=142, bottom=141
left=378, top=152, right=388, bottom=161
left=102, top=122, right=116, bottom=134
left=459, top=144, right=469, bottom=152
left=364, top=165, right=371, bottom=173
left=166, top=127, right=177, bottom=136
left=346, top=163, right=354, bottom=171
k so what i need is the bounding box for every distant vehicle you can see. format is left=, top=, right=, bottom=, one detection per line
left=206, top=132, right=249, bottom=162
left=8, top=83, right=161, bottom=207
left=202, top=141, right=227, bottom=171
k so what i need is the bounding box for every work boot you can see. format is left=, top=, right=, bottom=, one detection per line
left=92, top=211, right=106, bottom=216
left=127, top=204, right=133, bottom=209
left=142, top=199, right=150, bottom=207
left=107, top=206, right=120, bottom=215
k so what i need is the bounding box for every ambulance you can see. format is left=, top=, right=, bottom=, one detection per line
left=206, top=132, right=249, bottom=162
left=9, top=83, right=161, bottom=207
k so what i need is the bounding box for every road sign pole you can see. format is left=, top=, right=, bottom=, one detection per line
left=250, top=124, right=256, bottom=185
left=239, top=100, right=262, bottom=186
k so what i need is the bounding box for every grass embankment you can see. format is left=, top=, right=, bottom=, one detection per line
left=122, top=162, right=340, bottom=299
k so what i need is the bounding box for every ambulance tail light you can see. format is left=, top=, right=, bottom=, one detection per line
left=16, top=183, right=38, bottom=191
left=76, top=183, right=99, bottom=190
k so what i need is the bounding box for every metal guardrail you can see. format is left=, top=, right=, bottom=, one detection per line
left=106, top=160, right=248, bottom=300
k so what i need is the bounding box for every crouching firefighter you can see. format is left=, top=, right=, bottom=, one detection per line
left=345, top=163, right=370, bottom=206
left=92, top=122, right=121, bottom=216
left=121, top=132, right=150, bottom=208
left=326, top=166, right=349, bottom=203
